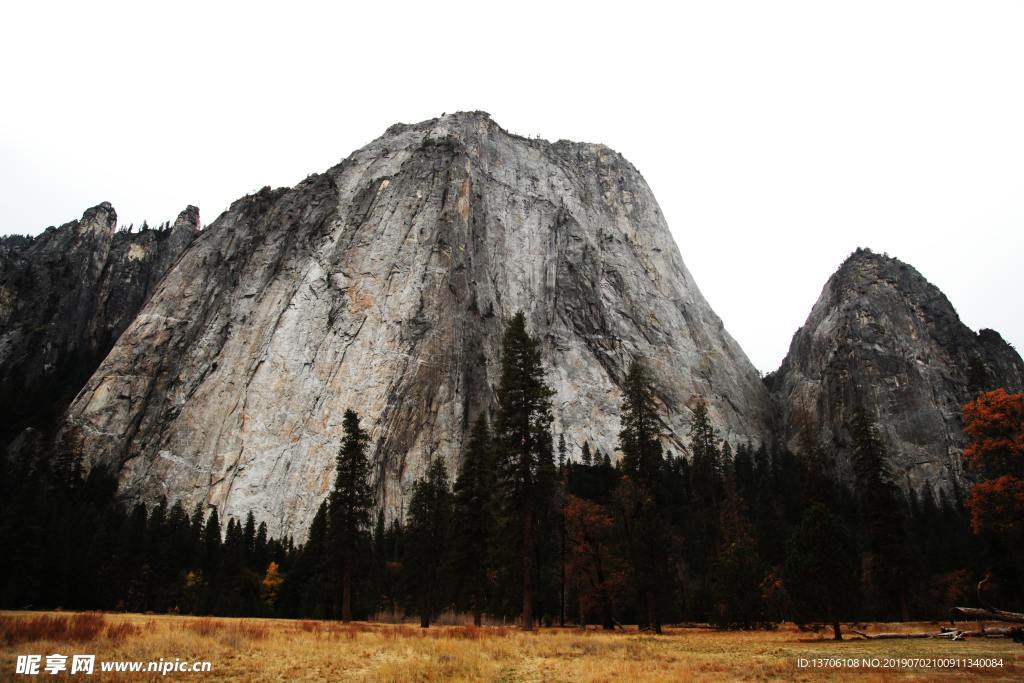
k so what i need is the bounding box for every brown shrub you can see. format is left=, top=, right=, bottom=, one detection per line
left=67, top=613, right=106, bottom=641
left=0, top=612, right=106, bottom=645
left=236, top=621, right=268, bottom=640
left=105, top=621, right=141, bottom=642
left=443, top=625, right=482, bottom=640
left=186, top=618, right=220, bottom=637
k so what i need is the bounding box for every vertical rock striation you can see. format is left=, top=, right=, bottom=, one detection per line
left=63, top=112, right=774, bottom=538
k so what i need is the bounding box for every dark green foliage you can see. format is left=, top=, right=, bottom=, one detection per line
left=616, top=359, right=671, bottom=633
left=0, top=440, right=290, bottom=616
left=619, top=360, right=663, bottom=490
left=710, top=459, right=767, bottom=629
left=785, top=503, right=860, bottom=640
left=493, top=311, right=555, bottom=630
left=403, top=459, right=453, bottom=627
left=851, top=406, right=913, bottom=620
left=450, top=415, right=496, bottom=625
left=0, top=374, right=1009, bottom=627
left=329, top=409, right=374, bottom=621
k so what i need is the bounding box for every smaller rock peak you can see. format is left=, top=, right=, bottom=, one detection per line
left=173, top=205, right=201, bottom=230
left=79, top=202, right=117, bottom=234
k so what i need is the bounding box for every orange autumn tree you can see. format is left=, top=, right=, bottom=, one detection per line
left=961, top=388, right=1024, bottom=539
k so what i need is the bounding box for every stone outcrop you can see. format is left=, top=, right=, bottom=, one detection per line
left=62, top=111, right=774, bottom=538
left=767, top=248, right=1024, bottom=497
left=0, top=204, right=199, bottom=443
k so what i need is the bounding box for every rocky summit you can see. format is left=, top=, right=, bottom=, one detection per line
left=768, top=248, right=1024, bottom=497
left=59, top=112, right=774, bottom=538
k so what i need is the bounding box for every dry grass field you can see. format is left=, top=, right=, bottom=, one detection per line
left=1, top=611, right=1021, bottom=681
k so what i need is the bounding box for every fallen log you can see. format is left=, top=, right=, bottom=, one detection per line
left=851, top=629, right=966, bottom=640
left=949, top=606, right=1024, bottom=624
left=949, top=573, right=1024, bottom=625
left=940, top=626, right=1013, bottom=638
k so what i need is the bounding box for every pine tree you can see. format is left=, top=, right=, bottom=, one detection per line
left=689, top=400, right=720, bottom=492
left=404, top=459, right=452, bottom=627
left=616, top=358, right=669, bottom=633
left=712, top=464, right=765, bottom=628
left=243, top=511, right=257, bottom=567
left=451, top=414, right=495, bottom=626
left=785, top=503, right=860, bottom=640
left=581, top=441, right=593, bottom=466
left=255, top=521, right=269, bottom=571
left=201, top=508, right=222, bottom=613
left=329, top=409, right=374, bottom=622
left=620, top=360, right=662, bottom=485
left=494, top=311, right=554, bottom=630
left=851, top=406, right=912, bottom=620
left=684, top=398, right=722, bottom=618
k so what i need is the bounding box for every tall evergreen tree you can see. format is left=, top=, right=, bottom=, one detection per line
left=494, top=311, right=554, bottom=630
left=451, top=414, right=495, bottom=626
left=329, top=409, right=374, bottom=622
left=404, top=459, right=453, bottom=627
left=619, top=360, right=663, bottom=490
left=616, top=358, right=669, bottom=633
left=850, top=406, right=912, bottom=620
left=785, top=503, right=860, bottom=640
left=243, top=511, right=257, bottom=567
left=684, top=398, right=722, bottom=618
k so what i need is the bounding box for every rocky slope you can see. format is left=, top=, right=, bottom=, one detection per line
left=61, top=111, right=774, bottom=538
left=768, top=248, right=1024, bottom=497
left=0, top=204, right=199, bottom=444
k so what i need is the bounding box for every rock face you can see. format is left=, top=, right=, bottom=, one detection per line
left=768, top=248, right=1024, bottom=497
left=62, top=111, right=774, bottom=538
left=0, top=204, right=199, bottom=444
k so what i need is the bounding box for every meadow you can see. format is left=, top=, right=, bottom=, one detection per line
left=1, top=611, right=1021, bottom=681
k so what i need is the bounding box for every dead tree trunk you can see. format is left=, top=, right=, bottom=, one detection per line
left=949, top=606, right=1024, bottom=624
left=950, top=573, right=1024, bottom=624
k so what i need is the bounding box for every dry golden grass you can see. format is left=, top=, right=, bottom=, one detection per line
left=1, top=611, right=1021, bottom=681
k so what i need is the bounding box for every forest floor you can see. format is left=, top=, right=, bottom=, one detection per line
left=1, top=611, right=1021, bottom=681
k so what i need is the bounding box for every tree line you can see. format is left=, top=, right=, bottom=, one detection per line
left=1, top=312, right=1021, bottom=639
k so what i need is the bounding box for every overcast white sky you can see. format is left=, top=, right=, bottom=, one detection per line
left=2, top=1, right=1021, bottom=373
